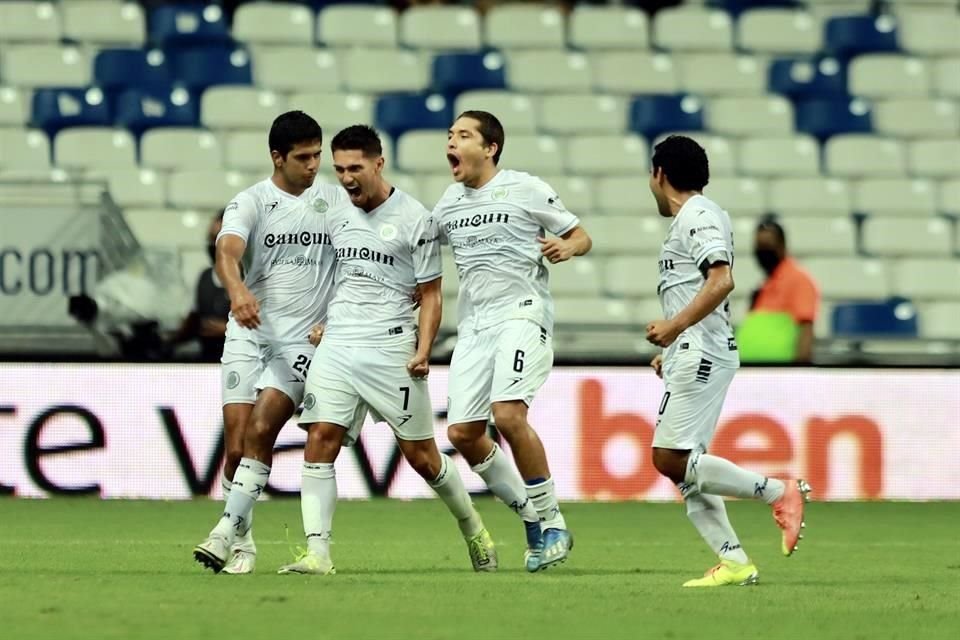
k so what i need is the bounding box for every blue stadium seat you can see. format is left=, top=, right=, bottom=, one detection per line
left=113, top=88, right=199, bottom=136
left=375, top=93, right=453, bottom=139
left=31, top=88, right=112, bottom=137
left=824, top=16, right=898, bottom=59
left=768, top=57, right=847, bottom=100
left=148, top=4, right=230, bottom=48
left=432, top=52, right=506, bottom=95
left=795, top=98, right=873, bottom=139
left=832, top=298, right=919, bottom=338
left=169, top=46, right=253, bottom=92
left=94, top=49, right=174, bottom=95
left=706, top=0, right=800, bottom=18
left=628, top=95, right=705, bottom=140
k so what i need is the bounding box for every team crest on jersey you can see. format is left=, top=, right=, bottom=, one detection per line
left=303, top=393, right=316, bottom=411
left=226, top=371, right=240, bottom=389
left=379, top=223, right=398, bottom=241
left=492, top=187, right=508, bottom=200
left=313, top=198, right=329, bottom=213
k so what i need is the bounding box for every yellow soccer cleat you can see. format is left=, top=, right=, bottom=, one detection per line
left=466, top=528, right=498, bottom=572
left=682, top=559, right=759, bottom=587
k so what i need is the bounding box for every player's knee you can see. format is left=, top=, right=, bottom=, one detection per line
left=447, top=423, right=478, bottom=450
left=652, top=448, right=687, bottom=484
left=305, top=424, right=342, bottom=459
left=224, top=441, right=245, bottom=472
left=404, top=448, right=437, bottom=479
left=491, top=402, right=527, bottom=435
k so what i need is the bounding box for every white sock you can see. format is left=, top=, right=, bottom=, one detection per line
left=684, top=488, right=750, bottom=565
left=301, top=462, right=336, bottom=558
left=429, top=454, right=482, bottom=538
left=223, top=474, right=255, bottom=552
left=525, top=476, right=567, bottom=530
left=472, top=444, right=539, bottom=524
left=686, top=451, right=785, bottom=504
left=211, top=457, right=269, bottom=541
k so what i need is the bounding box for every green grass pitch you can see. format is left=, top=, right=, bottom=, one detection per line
left=1, top=499, right=957, bottom=640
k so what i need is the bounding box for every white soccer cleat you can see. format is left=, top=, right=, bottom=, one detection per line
left=193, top=534, right=230, bottom=573
left=222, top=549, right=256, bottom=575
left=277, top=552, right=336, bottom=576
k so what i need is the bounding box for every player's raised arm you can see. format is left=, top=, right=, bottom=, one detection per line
left=217, top=195, right=260, bottom=329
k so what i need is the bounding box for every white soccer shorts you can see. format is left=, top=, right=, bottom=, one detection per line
left=652, top=349, right=737, bottom=452
left=298, top=337, right=434, bottom=446
left=221, top=321, right=316, bottom=407
left=446, top=319, right=554, bottom=425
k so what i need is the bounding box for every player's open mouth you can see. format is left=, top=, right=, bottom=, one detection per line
left=345, top=184, right=362, bottom=198
left=447, top=153, right=461, bottom=172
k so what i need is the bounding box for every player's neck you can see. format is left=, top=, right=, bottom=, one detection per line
left=667, top=190, right=701, bottom=216
left=464, top=166, right=499, bottom=190
left=271, top=173, right=306, bottom=198
left=361, top=181, right=394, bottom=213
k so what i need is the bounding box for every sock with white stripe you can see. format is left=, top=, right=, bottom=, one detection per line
left=472, top=443, right=539, bottom=524
left=430, top=454, right=483, bottom=538
left=685, top=451, right=785, bottom=505
left=525, top=476, right=567, bottom=530
left=301, top=462, right=337, bottom=558
left=683, top=487, right=750, bottom=565
left=211, top=457, right=269, bottom=541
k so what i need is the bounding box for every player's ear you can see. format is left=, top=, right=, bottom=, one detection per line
left=270, top=150, right=283, bottom=169
left=485, top=142, right=499, bottom=162
left=375, top=155, right=385, bottom=173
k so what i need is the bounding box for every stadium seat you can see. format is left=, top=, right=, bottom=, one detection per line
left=376, top=94, right=452, bottom=139
left=933, top=57, right=960, bottom=99
left=794, top=98, right=873, bottom=139
left=806, top=0, right=872, bottom=23
left=396, top=130, right=449, bottom=174
left=417, top=173, right=453, bottom=209
left=0, top=128, right=50, bottom=171
left=594, top=176, right=646, bottom=216
left=737, top=9, right=822, bottom=55
left=730, top=249, right=765, bottom=299
left=849, top=54, right=932, bottom=99
left=861, top=218, right=953, bottom=257
left=586, top=217, right=668, bottom=255
left=54, top=127, right=136, bottom=171
left=431, top=51, right=506, bottom=95
left=223, top=131, right=273, bottom=174
left=875, top=97, right=960, bottom=138
left=568, top=6, right=649, bottom=50
left=399, top=6, right=481, bottom=50
left=124, top=208, right=206, bottom=248
left=566, top=135, right=648, bottom=177
left=232, top=2, right=314, bottom=46
left=453, top=91, right=537, bottom=134
left=907, top=140, right=960, bottom=179
left=824, top=135, right=906, bottom=178
left=768, top=177, right=852, bottom=217
left=0, top=1, right=60, bottom=42
left=653, top=7, right=734, bottom=52
left=93, top=49, right=175, bottom=95
left=738, top=135, right=819, bottom=177
left=540, top=94, right=627, bottom=135
left=169, top=170, right=252, bottom=210
left=804, top=257, right=889, bottom=300
left=505, top=51, right=592, bottom=93
left=781, top=216, right=856, bottom=256
left=341, top=49, right=428, bottom=93
left=704, top=178, right=768, bottom=217
left=440, top=252, right=459, bottom=296
left=62, top=0, right=145, bottom=45
left=485, top=5, right=565, bottom=49
left=918, top=302, right=960, bottom=339
left=148, top=4, right=230, bottom=48
left=708, top=0, right=801, bottom=16
left=768, top=57, right=847, bottom=100
left=140, top=128, right=222, bottom=171
left=823, top=15, right=898, bottom=59
left=318, top=5, right=398, bottom=48
left=113, top=88, right=199, bottom=136
left=546, top=258, right=602, bottom=296
left=31, top=88, right=111, bottom=137
left=940, top=179, right=960, bottom=216
left=852, top=178, right=938, bottom=218
left=287, top=92, right=374, bottom=138
left=731, top=216, right=757, bottom=253
left=604, top=256, right=661, bottom=298
left=707, top=96, right=794, bottom=136
left=539, top=174, right=595, bottom=215
left=896, top=8, right=960, bottom=56
left=590, top=53, right=680, bottom=95
left=1, top=45, right=92, bottom=89
left=653, top=132, right=738, bottom=177
left=629, top=95, right=705, bottom=139
left=252, top=48, right=341, bottom=93
left=553, top=297, right=634, bottom=326
left=832, top=298, right=919, bottom=338
left=499, top=135, right=564, bottom=175
left=676, top=53, right=768, bottom=96
left=96, top=168, right=168, bottom=209
left=385, top=172, right=420, bottom=202
left=0, top=88, right=29, bottom=126
left=171, top=46, right=253, bottom=92
left=201, top=87, right=287, bottom=131
left=892, top=259, right=960, bottom=301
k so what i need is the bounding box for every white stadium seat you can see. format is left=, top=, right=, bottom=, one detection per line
left=730, top=255, right=765, bottom=301
left=848, top=55, right=931, bottom=98
left=852, top=178, right=938, bottom=218
left=919, top=303, right=960, bottom=339
left=547, top=259, right=603, bottom=296
left=737, top=9, right=822, bottom=55
left=417, top=173, right=453, bottom=210
left=54, top=127, right=136, bottom=171
left=605, top=256, right=661, bottom=298
left=768, top=177, right=852, bottom=218
left=587, top=216, right=668, bottom=255
left=539, top=94, right=627, bottom=135
left=566, top=134, right=648, bottom=176
left=933, top=57, right=960, bottom=99
left=454, top=91, right=537, bottom=134
left=892, top=259, right=960, bottom=301
left=804, top=258, right=889, bottom=300
left=595, top=176, right=646, bottom=216
left=124, top=208, right=206, bottom=249
left=440, top=252, right=459, bottom=297
left=861, top=217, right=953, bottom=258
left=539, top=174, right=595, bottom=215
left=940, top=179, right=960, bottom=215
left=825, top=135, right=906, bottom=178
left=704, top=178, right=768, bottom=218
left=0, top=1, right=61, bottom=42
left=782, top=217, right=857, bottom=257
left=590, top=53, right=680, bottom=95
left=396, top=130, right=449, bottom=174
left=318, top=5, right=398, bottom=48
left=140, top=128, right=222, bottom=171
left=485, top=5, right=565, bottom=49
left=738, top=135, right=820, bottom=177
left=0, top=45, right=91, bottom=88
left=385, top=172, right=420, bottom=202
left=554, top=297, right=635, bottom=326
left=252, top=48, right=342, bottom=93
left=233, top=2, right=314, bottom=46
left=652, top=132, right=737, bottom=177
left=707, top=96, right=794, bottom=136
left=0, top=128, right=50, bottom=170
left=168, top=171, right=251, bottom=210
left=287, top=92, right=374, bottom=139
left=223, top=131, right=273, bottom=174
left=0, top=88, right=29, bottom=126
left=505, top=51, right=592, bottom=93
left=399, top=6, right=481, bottom=50
left=676, top=54, right=768, bottom=96
left=654, top=7, right=733, bottom=52
left=873, top=99, right=960, bottom=138
left=201, top=87, right=287, bottom=131
left=908, top=139, right=960, bottom=179
left=569, top=6, right=649, bottom=50
left=96, top=168, right=168, bottom=209
left=499, top=135, right=564, bottom=175
left=896, top=8, right=960, bottom=56
left=62, top=0, right=145, bottom=45
left=341, top=49, right=428, bottom=93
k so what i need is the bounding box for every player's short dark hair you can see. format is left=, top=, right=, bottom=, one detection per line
left=457, top=110, right=504, bottom=165
left=331, top=125, right=383, bottom=158
left=651, top=135, right=710, bottom=192
left=269, top=110, right=322, bottom=158
left=757, top=215, right=787, bottom=246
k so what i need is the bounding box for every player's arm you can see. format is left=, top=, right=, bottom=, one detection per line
left=408, top=277, right=441, bottom=378
left=538, top=225, right=592, bottom=264
left=647, top=262, right=734, bottom=348
left=527, top=179, right=592, bottom=263
left=217, top=195, right=260, bottom=329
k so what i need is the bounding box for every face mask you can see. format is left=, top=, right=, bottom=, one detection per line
left=755, top=249, right=781, bottom=275
left=207, top=243, right=217, bottom=263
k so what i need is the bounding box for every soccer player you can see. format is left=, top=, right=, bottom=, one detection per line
left=644, top=135, right=810, bottom=587
left=192, top=111, right=347, bottom=574
left=434, top=111, right=592, bottom=572
left=279, top=125, right=496, bottom=575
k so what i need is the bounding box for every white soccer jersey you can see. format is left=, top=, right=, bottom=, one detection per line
left=433, top=169, right=580, bottom=334
left=322, top=188, right=441, bottom=346
left=657, top=194, right=739, bottom=367
left=217, top=178, right=346, bottom=345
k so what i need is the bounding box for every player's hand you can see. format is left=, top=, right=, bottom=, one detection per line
left=646, top=319, right=682, bottom=348
left=407, top=352, right=430, bottom=378
left=231, top=287, right=260, bottom=329
left=537, top=236, right=575, bottom=264
left=308, top=323, right=325, bottom=346
left=651, top=353, right=664, bottom=379
left=199, top=317, right=227, bottom=337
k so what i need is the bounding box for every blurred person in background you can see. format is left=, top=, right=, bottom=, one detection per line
left=736, top=217, right=820, bottom=363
